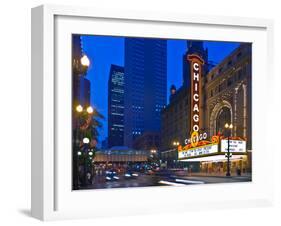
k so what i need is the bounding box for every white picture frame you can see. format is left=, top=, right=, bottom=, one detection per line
left=31, top=4, right=274, bottom=221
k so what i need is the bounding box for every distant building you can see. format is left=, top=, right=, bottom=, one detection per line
left=132, top=132, right=160, bottom=151
left=94, top=146, right=148, bottom=163
left=75, top=76, right=91, bottom=106
left=160, top=86, right=190, bottom=151
left=101, top=137, right=108, bottom=149
left=72, top=35, right=91, bottom=107
left=108, top=64, right=125, bottom=148
left=124, top=38, right=167, bottom=148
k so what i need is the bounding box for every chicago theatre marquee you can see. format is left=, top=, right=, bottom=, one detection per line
left=161, top=42, right=252, bottom=174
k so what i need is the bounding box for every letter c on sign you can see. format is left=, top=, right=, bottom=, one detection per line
left=193, top=93, right=199, bottom=102
left=193, top=63, right=199, bottom=71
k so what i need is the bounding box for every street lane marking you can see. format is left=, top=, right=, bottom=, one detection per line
left=175, top=179, right=204, bottom=184
left=159, top=180, right=184, bottom=186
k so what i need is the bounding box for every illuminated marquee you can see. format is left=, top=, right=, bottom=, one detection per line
left=178, top=135, right=220, bottom=160
left=221, top=139, right=246, bottom=153
left=187, top=54, right=204, bottom=135
left=178, top=135, right=247, bottom=160
left=178, top=143, right=218, bottom=159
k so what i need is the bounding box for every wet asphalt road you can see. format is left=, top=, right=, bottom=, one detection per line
left=79, top=172, right=252, bottom=190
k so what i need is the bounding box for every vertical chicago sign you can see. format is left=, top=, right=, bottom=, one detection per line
left=187, top=54, right=204, bottom=146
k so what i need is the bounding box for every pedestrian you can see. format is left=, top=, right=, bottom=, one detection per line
left=86, top=172, right=92, bottom=184
left=236, top=167, right=241, bottom=176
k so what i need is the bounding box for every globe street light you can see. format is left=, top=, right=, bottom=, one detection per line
left=83, top=137, right=90, bottom=144
left=225, top=123, right=233, bottom=177
left=73, top=54, right=91, bottom=77
left=76, top=104, right=83, bottom=113
left=73, top=104, right=94, bottom=189
left=173, top=141, right=179, bottom=146
left=86, top=106, right=94, bottom=114
left=80, top=54, right=90, bottom=67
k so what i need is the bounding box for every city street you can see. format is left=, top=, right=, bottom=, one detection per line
left=81, top=173, right=166, bottom=189
left=79, top=170, right=252, bottom=189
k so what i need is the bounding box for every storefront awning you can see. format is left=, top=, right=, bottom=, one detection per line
left=179, top=154, right=247, bottom=162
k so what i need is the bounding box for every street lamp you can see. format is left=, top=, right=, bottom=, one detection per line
left=173, top=141, right=179, bottom=146
left=86, top=106, right=94, bottom=114
left=76, top=104, right=83, bottom=113
left=73, top=54, right=91, bottom=77
left=83, top=137, right=90, bottom=144
left=80, top=54, right=90, bottom=67
left=171, top=141, right=180, bottom=168
left=224, top=123, right=233, bottom=177
left=73, top=104, right=94, bottom=189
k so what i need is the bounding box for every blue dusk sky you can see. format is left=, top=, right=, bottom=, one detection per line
left=80, top=35, right=240, bottom=144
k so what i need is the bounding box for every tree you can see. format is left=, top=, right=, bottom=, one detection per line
left=77, top=107, right=104, bottom=186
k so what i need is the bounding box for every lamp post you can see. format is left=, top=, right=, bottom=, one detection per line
left=224, top=123, right=233, bottom=177
left=72, top=53, right=91, bottom=189
left=172, top=141, right=180, bottom=168
left=73, top=104, right=94, bottom=189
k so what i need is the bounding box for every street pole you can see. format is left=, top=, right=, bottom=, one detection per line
left=72, top=54, right=90, bottom=190
left=226, top=135, right=231, bottom=176
left=224, top=123, right=233, bottom=177
left=73, top=114, right=80, bottom=190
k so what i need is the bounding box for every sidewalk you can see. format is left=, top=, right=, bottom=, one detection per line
left=173, top=170, right=251, bottom=178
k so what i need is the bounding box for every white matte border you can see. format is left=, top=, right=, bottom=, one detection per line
left=32, top=4, right=274, bottom=221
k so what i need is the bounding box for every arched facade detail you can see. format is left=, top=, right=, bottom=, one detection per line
left=209, top=100, right=233, bottom=137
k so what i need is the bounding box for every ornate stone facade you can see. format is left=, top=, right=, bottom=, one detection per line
left=204, top=43, right=252, bottom=150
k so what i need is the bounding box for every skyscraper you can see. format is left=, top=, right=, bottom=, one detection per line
left=108, top=64, right=125, bottom=148
left=124, top=38, right=167, bottom=148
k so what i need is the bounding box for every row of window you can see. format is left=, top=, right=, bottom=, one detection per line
left=208, top=50, right=247, bottom=82
left=208, top=66, right=247, bottom=98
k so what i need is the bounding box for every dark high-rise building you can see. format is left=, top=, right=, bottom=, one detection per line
left=108, top=64, right=125, bottom=148
left=101, top=137, right=108, bottom=149
left=124, top=38, right=167, bottom=148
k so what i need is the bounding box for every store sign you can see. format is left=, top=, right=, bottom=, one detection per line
left=184, top=132, right=208, bottom=147
left=178, top=144, right=218, bottom=159
left=187, top=54, right=204, bottom=136
left=221, top=139, right=246, bottom=153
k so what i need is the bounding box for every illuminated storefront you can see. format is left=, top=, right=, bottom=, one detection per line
left=178, top=135, right=249, bottom=174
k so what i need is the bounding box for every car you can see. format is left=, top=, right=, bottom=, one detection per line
left=124, top=171, right=139, bottom=179
left=105, top=170, right=119, bottom=181
left=144, top=169, right=154, bottom=175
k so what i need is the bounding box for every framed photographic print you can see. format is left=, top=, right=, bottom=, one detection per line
left=31, top=4, right=274, bottom=221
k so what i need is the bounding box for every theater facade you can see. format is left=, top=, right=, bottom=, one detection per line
left=160, top=42, right=252, bottom=174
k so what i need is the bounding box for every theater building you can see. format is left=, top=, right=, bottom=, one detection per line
left=201, top=43, right=252, bottom=174
left=160, top=42, right=252, bottom=174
